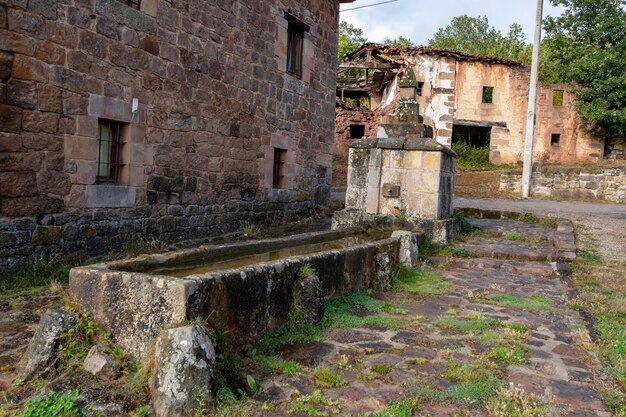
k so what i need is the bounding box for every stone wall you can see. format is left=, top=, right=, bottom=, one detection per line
left=500, top=166, right=626, bottom=203
left=605, top=138, right=625, bottom=161
left=454, top=62, right=604, bottom=165
left=0, top=0, right=342, bottom=271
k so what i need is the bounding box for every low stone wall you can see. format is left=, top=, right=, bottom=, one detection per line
left=70, top=230, right=400, bottom=357
left=0, top=199, right=316, bottom=274
left=500, top=166, right=626, bottom=203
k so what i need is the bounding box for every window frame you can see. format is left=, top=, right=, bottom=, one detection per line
left=284, top=12, right=309, bottom=79
left=552, top=90, right=564, bottom=106
left=272, top=147, right=287, bottom=189
left=96, top=119, right=124, bottom=183
left=118, top=0, right=141, bottom=10
left=482, top=86, right=494, bottom=104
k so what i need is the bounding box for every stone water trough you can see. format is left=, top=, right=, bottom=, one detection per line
left=69, top=227, right=416, bottom=358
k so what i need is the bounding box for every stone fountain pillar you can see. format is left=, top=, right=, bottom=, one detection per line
left=332, top=97, right=459, bottom=242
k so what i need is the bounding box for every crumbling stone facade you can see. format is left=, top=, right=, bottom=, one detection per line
left=335, top=44, right=605, bottom=169
left=0, top=0, right=348, bottom=271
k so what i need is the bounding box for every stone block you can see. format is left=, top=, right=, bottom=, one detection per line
left=22, top=110, right=58, bottom=133
left=0, top=50, right=12, bottom=80
left=34, top=40, right=65, bottom=65
left=85, top=184, right=136, bottom=208
left=0, top=29, right=35, bottom=55
left=45, top=21, right=77, bottom=48
left=16, top=310, right=77, bottom=382
left=33, top=226, right=61, bottom=245
left=37, top=84, right=62, bottom=112
left=391, top=230, right=418, bottom=267
left=7, top=78, right=37, bottom=109
left=0, top=104, right=22, bottom=133
left=150, top=326, right=216, bottom=417
left=12, top=54, right=48, bottom=82
left=422, top=152, right=442, bottom=171
left=0, top=171, right=37, bottom=197
left=0, top=151, right=42, bottom=171
left=7, top=9, right=45, bottom=38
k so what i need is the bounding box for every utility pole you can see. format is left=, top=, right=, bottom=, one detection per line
left=522, top=0, right=543, bottom=198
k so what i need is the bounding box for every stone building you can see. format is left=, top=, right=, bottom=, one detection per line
left=334, top=43, right=606, bottom=179
left=0, top=0, right=352, bottom=272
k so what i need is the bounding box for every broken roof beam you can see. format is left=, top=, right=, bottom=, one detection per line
left=338, top=62, right=400, bottom=69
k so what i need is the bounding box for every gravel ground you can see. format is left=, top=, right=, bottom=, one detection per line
left=455, top=197, right=626, bottom=262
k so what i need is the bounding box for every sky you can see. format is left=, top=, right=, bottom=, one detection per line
left=339, top=0, right=566, bottom=45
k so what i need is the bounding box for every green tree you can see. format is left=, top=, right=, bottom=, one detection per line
left=382, top=35, right=415, bottom=47
left=338, top=21, right=367, bottom=62
left=428, top=15, right=529, bottom=61
left=542, top=0, right=626, bottom=137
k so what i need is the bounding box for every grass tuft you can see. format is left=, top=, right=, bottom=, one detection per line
left=483, top=294, right=554, bottom=311
left=313, top=367, right=346, bottom=388
left=486, top=383, right=548, bottom=417
left=392, top=265, right=451, bottom=296
left=365, top=399, right=420, bottom=417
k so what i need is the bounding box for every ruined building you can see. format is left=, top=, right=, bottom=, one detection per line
left=334, top=43, right=607, bottom=181
left=0, top=0, right=353, bottom=271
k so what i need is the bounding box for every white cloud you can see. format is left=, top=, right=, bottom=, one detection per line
left=340, top=0, right=566, bottom=45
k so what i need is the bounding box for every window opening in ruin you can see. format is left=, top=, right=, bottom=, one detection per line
left=452, top=125, right=492, bottom=148
left=96, top=120, right=124, bottom=183
left=553, top=90, right=564, bottom=106
left=349, top=124, right=366, bottom=139
left=117, top=0, right=140, bottom=10
left=285, top=13, right=309, bottom=79
left=415, top=82, right=424, bottom=97
left=273, top=148, right=287, bottom=188
left=482, top=86, right=494, bottom=104
left=551, top=133, right=561, bottom=145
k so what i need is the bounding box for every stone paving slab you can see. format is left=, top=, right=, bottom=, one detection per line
left=240, top=218, right=611, bottom=417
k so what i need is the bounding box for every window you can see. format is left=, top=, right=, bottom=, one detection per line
left=482, top=86, right=494, bottom=104
left=551, top=133, right=561, bottom=145
left=96, top=120, right=123, bottom=183
left=273, top=148, right=287, bottom=188
left=415, top=82, right=424, bottom=97
left=284, top=12, right=309, bottom=78
left=553, top=90, right=564, bottom=106
left=117, top=0, right=140, bottom=10
left=349, top=124, right=365, bottom=139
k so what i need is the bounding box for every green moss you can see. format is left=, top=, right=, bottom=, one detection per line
left=434, top=315, right=503, bottom=333
left=33, top=226, right=62, bottom=245
left=295, top=193, right=310, bottom=202
left=504, top=230, right=521, bottom=241
left=578, top=250, right=603, bottom=264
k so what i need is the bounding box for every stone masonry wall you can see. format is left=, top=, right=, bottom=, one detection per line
left=0, top=0, right=341, bottom=271
left=500, top=166, right=626, bottom=203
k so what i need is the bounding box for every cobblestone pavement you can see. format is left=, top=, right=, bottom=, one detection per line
left=454, top=197, right=626, bottom=261
left=241, top=218, right=611, bottom=416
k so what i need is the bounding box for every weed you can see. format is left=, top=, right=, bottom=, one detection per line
left=486, top=383, right=548, bottom=417
left=298, top=263, right=317, bottom=279
left=1, top=258, right=75, bottom=291
left=434, top=315, right=502, bottom=334
left=482, top=294, right=554, bottom=311
left=18, top=390, right=84, bottom=417
left=440, top=357, right=501, bottom=383
left=446, top=376, right=503, bottom=408
left=245, top=375, right=262, bottom=396
left=241, top=221, right=261, bottom=237
left=290, top=390, right=340, bottom=416
left=445, top=308, right=458, bottom=316
left=451, top=143, right=491, bottom=168
left=253, top=355, right=299, bottom=376
left=207, top=401, right=255, bottom=417
left=395, top=213, right=407, bottom=220
left=366, top=399, right=420, bottom=417
left=392, top=265, right=451, bottom=296
left=129, top=406, right=152, bottom=417
left=488, top=346, right=528, bottom=365
left=407, top=358, right=427, bottom=366
left=122, top=237, right=165, bottom=257
left=578, top=250, right=602, bottom=264
left=313, top=367, right=346, bottom=388
left=371, top=364, right=393, bottom=375
left=58, top=314, right=108, bottom=368
left=342, top=272, right=351, bottom=287
left=505, top=231, right=521, bottom=241
left=518, top=212, right=539, bottom=224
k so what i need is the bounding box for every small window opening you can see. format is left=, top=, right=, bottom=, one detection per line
left=482, top=86, right=494, bottom=104
left=96, top=119, right=124, bottom=183
left=551, top=133, right=561, bottom=145
left=349, top=124, right=365, bottom=139
left=273, top=148, right=287, bottom=189
left=117, top=0, right=140, bottom=10
left=553, top=90, right=564, bottom=106
left=285, top=13, right=309, bottom=79
left=415, top=82, right=424, bottom=97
